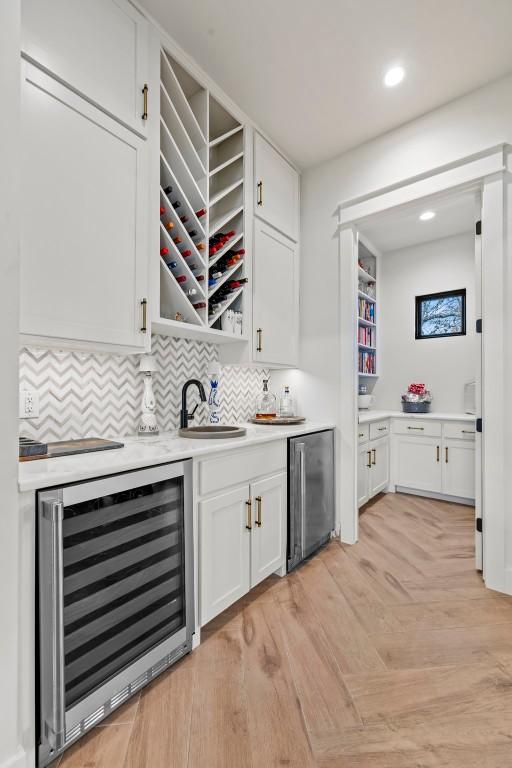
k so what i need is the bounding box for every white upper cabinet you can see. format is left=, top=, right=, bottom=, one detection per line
left=20, top=62, right=149, bottom=351
left=253, top=220, right=299, bottom=366
left=21, top=0, right=150, bottom=136
left=254, top=133, right=299, bottom=242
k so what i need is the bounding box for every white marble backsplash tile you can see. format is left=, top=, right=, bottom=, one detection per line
left=19, top=334, right=269, bottom=441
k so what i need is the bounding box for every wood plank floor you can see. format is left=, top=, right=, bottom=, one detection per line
left=53, top=493, right=512, bottom=768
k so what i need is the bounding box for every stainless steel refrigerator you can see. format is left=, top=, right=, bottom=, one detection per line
left=288, top=429, right=335, bottom=571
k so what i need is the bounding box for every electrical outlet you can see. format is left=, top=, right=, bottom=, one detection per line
left=19, top=388, right=40, bottom=419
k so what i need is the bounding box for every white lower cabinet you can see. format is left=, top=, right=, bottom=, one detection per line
left=357, top=444, right=371, bottom=507
left=199, top=485, right=251, bottom=625
left=395, top=435, right=442, bottom=493
left=393, top=420, right=475, bottom=499
left=442, top=438, right=475, bottom=498
left=358, top=424, right=390, bottom=508
left=369, top=436, right=390, bottom=497
left=250, top=473, right=287, bottom=587
left=199, top=469, right=287, bottom=626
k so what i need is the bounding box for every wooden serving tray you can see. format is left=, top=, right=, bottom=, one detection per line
left=249, top=417, right=306, bottom=425
left=19, top=437, right=124, bottom=461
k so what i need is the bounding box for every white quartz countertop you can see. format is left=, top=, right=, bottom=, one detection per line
left=18, top=421, right=335, bottom=492
left=358, top=410, right=476, bottom=424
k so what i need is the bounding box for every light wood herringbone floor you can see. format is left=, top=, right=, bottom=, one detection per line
left=55, top=493, right=512, bottom=768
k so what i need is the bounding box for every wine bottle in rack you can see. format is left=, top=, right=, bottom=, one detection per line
left=184, top=288, right=198, bottom=297
left=180, top=215, right=189, bottom=224
left=165, top=221, right=174, bottom=231
left=172, top=200, right=181, bottom=210
left=181, top=249, right=192, bottom=258
left=160, top=247, right=169, bottom=257
left=176, top=275, right=187, bottom=284
left=173, top=236, right=183, bottom=245
left=193, top=302, right=206, bottom=310
left=197, top=243, right=205, bottom=251
left=195, top=208, right=207, bottom=218
left=160, top=206, right=166, bottom=216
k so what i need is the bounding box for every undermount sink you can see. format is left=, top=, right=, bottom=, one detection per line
left=178, top=425, right=247, bottom=439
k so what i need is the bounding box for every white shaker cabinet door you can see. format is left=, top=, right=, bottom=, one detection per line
left=369, top=437, right=390, bottom=498
left=358, top=445, right=370, bottom=508
left=442, top=439, right=476, bottom=499
left=20, top=63, right=149, bottom=350
left=253, top=220, right=299, bottom=366
left=22, top=0, right=149, bottom=136
left=395, top=435, right=442, bottom=493
left=254, top=133, right=299, bottom=241
left=250, top=472, right=287, bottom=587
left=199, top=485, right=251, bottom=625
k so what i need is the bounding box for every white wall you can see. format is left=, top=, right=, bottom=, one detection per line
left=375, top=232, right=475, bottom=412
left=298, top=72, right=512, bottom=424
left=0, top=3, right=22, bottom=768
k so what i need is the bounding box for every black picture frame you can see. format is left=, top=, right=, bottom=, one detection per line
left=415, top=289, right=466, bottom=340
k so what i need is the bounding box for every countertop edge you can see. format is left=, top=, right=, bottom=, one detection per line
left=358, top=410, right=476, bottom=424
left=18, top=422, right=336, bottom=493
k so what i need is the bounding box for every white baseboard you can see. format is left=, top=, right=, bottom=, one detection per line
left=0, top=747, right=28, bottom=768
left=395, top=486, right=475, bottom=506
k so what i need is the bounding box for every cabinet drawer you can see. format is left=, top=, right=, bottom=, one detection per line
left=392, top=419, right=442, bottom=437
left=443, top=422, right=477, bottom=440
left=198, top=441, right=287, bottom=496
left=370, top=420, right=389, bottom=441
left=358, top=424, right=369, bottom=444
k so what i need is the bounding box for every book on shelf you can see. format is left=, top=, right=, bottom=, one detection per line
left=358, top=349, right=376, bottom=375
left=358, top=298, right=375, bottom=323
left=358, top=325, right=375, bottom=347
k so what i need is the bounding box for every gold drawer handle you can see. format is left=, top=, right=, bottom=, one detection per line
left=367, top=450, right=372, bottom=469
left=462, top=430, right=475, bottom=434
left=246, top=500, right=252, bottom=530
left=445, top=447, right=449, bottom=463
left=256, top=328, right=262, bottom=352
left=407, top=426, right=424, bottom=430
left=142, top=83, right=148, bottom=120
left=371, top=448, right=376, bottom=466
left=378, top=426, right=387, bottom=431
left=257, top=180, right=263, bottom=206
left=140, top=298, right=148, bottom=333
left=255, top=496, right=262, bottom=527
left=436, top=445, right=440, bottom=462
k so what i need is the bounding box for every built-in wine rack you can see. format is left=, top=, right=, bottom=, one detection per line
left=157, top=48, right=246, bottom=339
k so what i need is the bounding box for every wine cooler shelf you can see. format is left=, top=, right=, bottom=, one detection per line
left=158, top=48, right=246, bottom=336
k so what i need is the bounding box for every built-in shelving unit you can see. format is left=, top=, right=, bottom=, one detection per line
left=357, top=240, right=378, bottom=378
left=156, top=49, right=246, bottom=339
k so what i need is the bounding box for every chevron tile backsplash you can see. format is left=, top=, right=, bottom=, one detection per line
left=19, top=335, right=269, bottom=442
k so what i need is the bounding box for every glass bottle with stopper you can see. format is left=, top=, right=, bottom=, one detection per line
left=254, top=379, right=277, bottom=420
left=279, top=385, right=295, bottom=418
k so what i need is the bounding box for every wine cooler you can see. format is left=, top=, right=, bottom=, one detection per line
left=37, top=461, right=194, bottom=766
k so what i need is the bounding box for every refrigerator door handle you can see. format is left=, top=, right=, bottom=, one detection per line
left=297, top=442, right=306, bottom=557
left=42, top=500, right=66, bottom=751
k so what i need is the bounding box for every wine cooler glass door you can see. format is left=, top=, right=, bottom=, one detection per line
left=38, top=460, right=193, bottom=766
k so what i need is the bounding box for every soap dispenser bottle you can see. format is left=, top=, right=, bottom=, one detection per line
left=206, top=361, right=221, bottom=424
left=254, top=379, right=277, bottom=420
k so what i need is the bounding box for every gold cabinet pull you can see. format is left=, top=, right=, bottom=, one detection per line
left=407, top=426, right=424, bottom=431
left=378, top=426, right=387, bottom=431
left=257, top=180, right=263, bottom=206
left=367, top=450, right=372, bottom=469
left=462, top=430, right=475, bottom=434
left=371, top=449, right=376, bottom=466
left=445, top=446, right=449, bottom=463
left=245, top=500, right=252, bottom=530
left=142, top=84, right=148, bottom=120
left=256, top=328, right=263, bottom=352
left=140, top=298, right=148, bottom=333
left=255, top=496, right=262, bottom=527
left=436, top=445, right=440, bottom=462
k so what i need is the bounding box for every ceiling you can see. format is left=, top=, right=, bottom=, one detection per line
left=360, top=191, right=476, bottom=252
left=141, top=0, right=512, bottom=168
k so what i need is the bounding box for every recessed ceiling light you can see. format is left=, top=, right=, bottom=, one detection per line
left=384, top=66, right=405, bottom=88
left=419, top=211, right=436, bottom=221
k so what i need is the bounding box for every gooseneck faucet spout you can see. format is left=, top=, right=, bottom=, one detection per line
left=180, top=379, right=207, bottom=429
